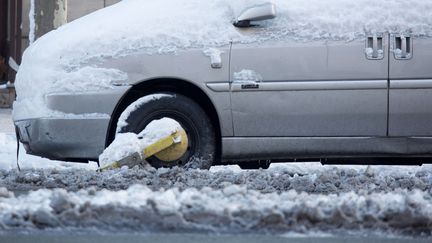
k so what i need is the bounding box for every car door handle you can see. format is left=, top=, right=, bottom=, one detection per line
left=393, top=35, right=412, bottom=60
left=365, top=35, right=384, bottom=60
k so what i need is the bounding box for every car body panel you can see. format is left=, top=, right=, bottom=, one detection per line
left=389, top=37, right=432, bottom=136
left=222, top=137, right=432, bottom=161
left=16, top=117, right=109, bottom=160
left=45, top=86, right=130, bottom=115
left=230, top=38, right=389, bottom=137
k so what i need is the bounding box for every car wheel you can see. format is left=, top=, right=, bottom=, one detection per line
left=117, top=93, right=216, bottom=169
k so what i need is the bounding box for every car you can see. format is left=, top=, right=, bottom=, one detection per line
left=13, top=1, right=432, bottom=169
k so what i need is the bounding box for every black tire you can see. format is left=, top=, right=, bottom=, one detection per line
left=239, top=160, right=271, bottom=170
left=118, top=93, right=216, bottom=169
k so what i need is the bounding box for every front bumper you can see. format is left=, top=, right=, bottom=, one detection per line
left=13, top=87, right=130, bottom=161
left=15, top=117, right=110, bottom=161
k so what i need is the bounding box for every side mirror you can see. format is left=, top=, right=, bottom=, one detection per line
left=234, top=2, right=277, bottom=28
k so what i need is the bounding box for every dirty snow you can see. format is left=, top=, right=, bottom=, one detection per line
left=99, top=118, right=182, bottom=167
left=1, top=163, right=431, bottom=194
left=0, top=180, right=431, bottom=235
left=14, top=0, right=432, bottom=119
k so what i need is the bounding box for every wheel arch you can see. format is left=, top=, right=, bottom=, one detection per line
left=106, top=78, right=222, bottom=163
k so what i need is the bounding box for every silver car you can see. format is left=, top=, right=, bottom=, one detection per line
left=13, top=3, right=432, bottom=169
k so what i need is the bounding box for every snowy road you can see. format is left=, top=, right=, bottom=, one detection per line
left=1, top=109, right=432, bottom=239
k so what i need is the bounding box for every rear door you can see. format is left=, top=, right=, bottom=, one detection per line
left=230, top=33, right=389, bottom=137
left=388, top=35, right=432, bottom=136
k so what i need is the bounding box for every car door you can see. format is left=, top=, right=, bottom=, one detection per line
left=388, top=35, right=432, bottom=136
left=230, top=32, right=389, bottom=137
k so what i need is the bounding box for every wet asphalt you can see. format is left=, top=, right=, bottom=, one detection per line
left=1, top=232, right=430, bottom=243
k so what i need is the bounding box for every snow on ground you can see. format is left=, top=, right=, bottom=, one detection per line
left=0, top=182, right=431, bottom=235
left=13, top=0, right=432, bottom=119
left=1, top=163, right=431, bottom=195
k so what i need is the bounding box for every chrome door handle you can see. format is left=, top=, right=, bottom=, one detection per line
left=393, top=35, right=412, bottom=60
left=365, top=34, right=384, bottom=60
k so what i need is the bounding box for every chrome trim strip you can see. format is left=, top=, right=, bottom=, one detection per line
left=231, top=80, right=387, bottom=92
left=390, top=79, right=432, bottom=89
left=206, top=82, right=230, bottom=92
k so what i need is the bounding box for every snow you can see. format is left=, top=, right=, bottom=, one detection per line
left=0, top=183, right=431, bottom=234
left=203, top=48, right=224, bottom=68
left=14, top=0, right=432, bottom=119
left=116, top=94, right=174, bottom=133
left=233, top=69, right=262, bottom=83
left=99, top=118, right=182, bottom=167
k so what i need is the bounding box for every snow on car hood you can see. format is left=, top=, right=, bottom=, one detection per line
left=13, top=0, right=432, bottom=119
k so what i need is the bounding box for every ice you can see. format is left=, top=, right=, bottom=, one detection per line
left=14, top=0, right=432, bottom=119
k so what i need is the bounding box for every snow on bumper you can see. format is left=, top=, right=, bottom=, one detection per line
left=15, top=117, right=109, bottom=161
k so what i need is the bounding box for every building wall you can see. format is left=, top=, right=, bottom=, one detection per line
left=68, top=0, right=120, bottom=22
left=0, top=0, right=22, bottom=108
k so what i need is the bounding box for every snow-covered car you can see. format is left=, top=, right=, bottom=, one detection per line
left=12, top=0, right=432, bottom=168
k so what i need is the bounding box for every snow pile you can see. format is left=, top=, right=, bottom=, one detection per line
left=0, top=184, right=431, bottom=234
left=0, top=134, right=17, bottom=171
left=14, top=0, right=432, bottom=119
left=2, top=164, right=431, bottom=194
left=99, top=118, right=182, bottom=167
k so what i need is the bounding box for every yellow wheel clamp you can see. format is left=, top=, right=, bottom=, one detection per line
left=97, top=129, right=187, bottom=172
